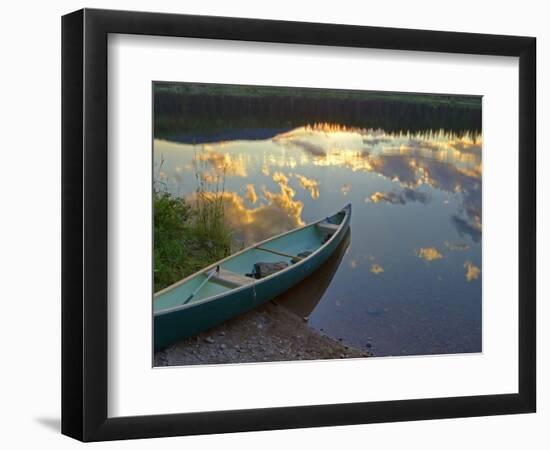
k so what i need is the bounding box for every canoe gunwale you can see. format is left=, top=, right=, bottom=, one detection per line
left=154, top=203, right=351, bottom=317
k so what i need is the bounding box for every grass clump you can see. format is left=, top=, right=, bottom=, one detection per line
left=153, top=156, right=232, bottom=292
left=193, top=157, right=232, bottom=255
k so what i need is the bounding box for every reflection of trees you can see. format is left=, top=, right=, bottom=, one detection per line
left=155, top=88, right=481, bottom=140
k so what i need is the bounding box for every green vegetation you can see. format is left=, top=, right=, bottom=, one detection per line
left=193, top=161, right=232, bottom=254
left=154, top=82, right=481, bottom=108
left=154, top=82, right=482, bottom=139
left=154, top=167, right=231, bottom=292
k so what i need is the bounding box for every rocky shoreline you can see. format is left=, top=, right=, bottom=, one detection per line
left=154, top=300, right=370, bottom=366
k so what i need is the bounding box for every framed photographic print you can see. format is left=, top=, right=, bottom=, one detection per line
left=61, top=8, right=536, bottom=441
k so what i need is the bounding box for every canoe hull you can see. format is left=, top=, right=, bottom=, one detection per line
left=154, top=206, right=350, bottom=352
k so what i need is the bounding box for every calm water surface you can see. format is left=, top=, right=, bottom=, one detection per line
left=154, top=123, right=482, bottom=357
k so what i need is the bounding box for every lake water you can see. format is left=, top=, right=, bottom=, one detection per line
left=154, top=123, right=482, bottom=357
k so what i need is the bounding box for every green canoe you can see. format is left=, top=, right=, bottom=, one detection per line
left=154, top=203, right=352, bottom=352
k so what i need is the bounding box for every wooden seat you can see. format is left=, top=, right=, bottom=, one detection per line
left=317, top=222, right=339, bottom=233
left=211, top=269, right=254, bottom=288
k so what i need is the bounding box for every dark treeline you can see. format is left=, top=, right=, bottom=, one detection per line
left=154, top=86, right=482, bottom=140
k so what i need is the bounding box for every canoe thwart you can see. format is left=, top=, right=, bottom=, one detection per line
left=211, top=268, right=255, bottom=288
left=256, top=246, right=302, bottom=260
left=317, top=222, right=339, bottom=233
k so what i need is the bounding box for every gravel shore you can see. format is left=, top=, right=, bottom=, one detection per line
left=154, top=300, right=370, bottom=366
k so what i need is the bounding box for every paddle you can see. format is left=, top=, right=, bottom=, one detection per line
left=182, top=266, right=219, bottom=305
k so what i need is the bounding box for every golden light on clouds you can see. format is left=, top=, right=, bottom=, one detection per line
left=312, top=149, right=375, bottom=173
left=245, top=184, right=257, bottom=204
left=154, top=126, right=482, bottom=277
left=268, top=126, right=483, bottom=208
left=164, top=128, right=482, bottom=208
left=272, top=171, right=289, bottom=184
left=370, top=263, right=384, bottom=274
left=284, top=130, right=482, bottom=200
left=262, top=184, right=303, bottom=222
left=368, top=191, right=390, bottom=204
left=196, top=150, right=247, bottom=178
left=293, top=174, right=320, bottom=199
left=192, top=185, right=304, bottom=246
left=464, top=261, right=481, bottom=282
left=416, top=247, right=443, bottom=262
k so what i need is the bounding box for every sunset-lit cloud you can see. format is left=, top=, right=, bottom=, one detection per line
left=464, top=261, right=481, bottom=282
left=370, top=263, right=384, bottom=274
left=273, top=128, right=482, bottom=211
left=195, top=150, right=247, bottom=178
left=287, top=157, right=298, bottom=169
left=447, top=135, right=482, bottom=156
left=245, top=184, right=257, bottom=204
left=366, top=188, right=431, bottom=206
left=191, top=185, right=304, bottom=246
left=272, top=171, right=289, bottom=184
left=155, top=127, right=482, bottom=254
left=262, top=184, right=303, bottom=223
left=416, top=247, right=443, bottom=262
left=293, top=174, right=320, bottom=199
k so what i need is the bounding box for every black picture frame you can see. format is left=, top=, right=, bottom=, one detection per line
left=61, top=8, right=536, bottom=442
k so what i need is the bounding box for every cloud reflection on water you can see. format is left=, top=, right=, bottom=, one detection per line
left=193, top=187, right=304, bottom=246
left=154, top=116, right=482, bottom=356
left=366, top=187, right=431, bottom=205
left=272, top=125, right=481, bottom=245
left=155, top=123, right=481, bottom=252
left=464, top=260, right=481, bottom=282
left=416, top=247, right=444, bottom=262
left=245, top=184, right=257, bottom=204
left=194, top=148, right=248, bottom=179
left=292, top=174, right=320, bottom=199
